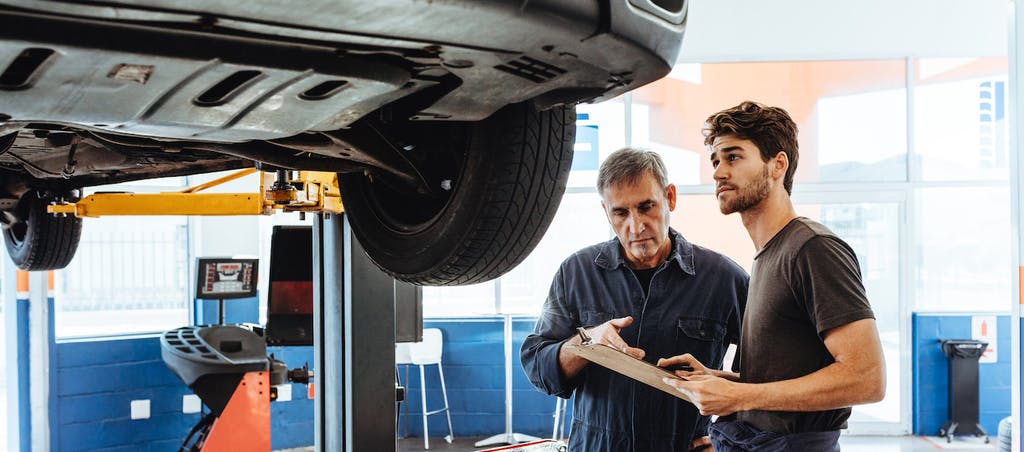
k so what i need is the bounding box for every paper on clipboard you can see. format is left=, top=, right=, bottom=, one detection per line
left=565, top=341, right=690, bottom=402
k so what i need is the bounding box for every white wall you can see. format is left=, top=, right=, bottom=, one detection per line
left=681, top=0, right=1008, bottom=62
left=188, top=172, right=261, bottom=258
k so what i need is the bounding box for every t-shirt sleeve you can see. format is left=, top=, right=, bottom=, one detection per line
left=793, top=235, right=875, bottom=335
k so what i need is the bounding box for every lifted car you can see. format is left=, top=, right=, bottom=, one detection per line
left=0, top=1, right=686, bottom=285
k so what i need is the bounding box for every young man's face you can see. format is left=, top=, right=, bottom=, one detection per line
left=601, top=172, right=677, bottom=269
left=709, top=135, right=773, bottom=215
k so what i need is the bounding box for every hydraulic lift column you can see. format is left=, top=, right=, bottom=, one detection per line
left=313, top=212, right=398, bottom=451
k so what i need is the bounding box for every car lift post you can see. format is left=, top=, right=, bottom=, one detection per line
left=313, top=212, right=397, bottom=451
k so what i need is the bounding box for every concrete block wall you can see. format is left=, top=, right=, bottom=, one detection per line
left=52, top=337, right=314, bottom=451
left=399, top=317, right=569, bottom=438
left=49, top=317, right=566, bottom=450
left=912, top=313, right=1011, bottom=436
left=53, top=314, right=1017, bottom=448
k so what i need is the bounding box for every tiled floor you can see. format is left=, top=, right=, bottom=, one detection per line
left=278, top=434, right=1002, bottom=451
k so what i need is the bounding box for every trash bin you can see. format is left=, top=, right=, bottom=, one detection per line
left=937, top=339, right=989, bottom=443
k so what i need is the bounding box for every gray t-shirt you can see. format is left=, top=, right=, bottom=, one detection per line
left=734, top=217, right=875, bottom=434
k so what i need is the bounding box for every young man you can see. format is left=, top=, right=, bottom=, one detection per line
left=521, top=147, right=748, bottom=451
left=660, top=101, right=886, bottom=451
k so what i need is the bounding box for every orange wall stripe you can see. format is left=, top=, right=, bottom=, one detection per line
left=16, top=270, right=28, bottom=294
left=1020, top=266, right=1023, bottom=305
left=48, top=271, right=54, bottom=291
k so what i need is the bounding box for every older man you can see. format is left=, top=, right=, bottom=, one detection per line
left=522, top=147, right=748, bottom=451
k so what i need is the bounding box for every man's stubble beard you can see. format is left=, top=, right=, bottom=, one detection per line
left=720, top=165, right=772, bottom=215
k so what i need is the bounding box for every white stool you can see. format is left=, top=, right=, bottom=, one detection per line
left=396, top=328, right=454, bottom=449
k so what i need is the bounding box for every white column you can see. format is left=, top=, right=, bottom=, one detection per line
left=4, top=263, right=21, bottom=451
left=28, top=271, right=50, bottom=452
left=1008, top=2, right=1021, bottom=451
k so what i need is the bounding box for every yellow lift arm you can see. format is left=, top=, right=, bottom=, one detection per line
left=47, top=169, right=344, bottom=217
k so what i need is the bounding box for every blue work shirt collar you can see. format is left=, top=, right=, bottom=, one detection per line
left=594, top=228, right=696, bottom=275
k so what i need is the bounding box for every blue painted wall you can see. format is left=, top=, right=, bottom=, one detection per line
left=51, top=337, right=314, bottom=451
left=56, top=314, right=1018, bottom=448
left=398, top=317, right=569, bottom=439
left=48, top=317, right=568, bottom=450
left=912, top=313, right=1011, bottom=436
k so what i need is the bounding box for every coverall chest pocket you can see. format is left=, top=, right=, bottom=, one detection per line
left=675, top=318, right=728, bottom=366
left=581, top=310, right=614, bottom=328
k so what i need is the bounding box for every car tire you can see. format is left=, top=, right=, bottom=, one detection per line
left=339, top=102, right=575, bottom=286
left=3, top=191, right=83, bottom=271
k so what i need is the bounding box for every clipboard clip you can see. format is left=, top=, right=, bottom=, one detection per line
left=576, top=327, right=592, bottom=345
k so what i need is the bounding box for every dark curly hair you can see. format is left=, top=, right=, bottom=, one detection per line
left=703, top=101, right=799, bottom=195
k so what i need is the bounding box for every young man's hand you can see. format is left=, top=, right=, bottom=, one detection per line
left=662, top=374, right=748, bottom=417
left=657, top=353, right=709, bottom=377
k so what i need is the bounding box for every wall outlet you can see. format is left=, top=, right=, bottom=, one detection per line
left=275, top=384, right=293, bottom=402
left=130, top=399, right=150, bottom=420
left=182, top=394, right=202, bottom=414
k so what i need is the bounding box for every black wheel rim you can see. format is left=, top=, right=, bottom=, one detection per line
left=357, top=123, right=467, bottom=236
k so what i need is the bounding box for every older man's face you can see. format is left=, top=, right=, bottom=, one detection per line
left=601, top=172, right=676, bottom=270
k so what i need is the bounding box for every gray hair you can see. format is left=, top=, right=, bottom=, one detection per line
left=596, top=147, right=669, bottom=195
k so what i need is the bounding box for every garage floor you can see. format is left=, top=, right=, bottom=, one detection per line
left=278, top=434, right=1000, bottom=451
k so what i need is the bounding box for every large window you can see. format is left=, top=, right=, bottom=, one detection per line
left=631, top=60, right=909, bottom=186
left=499, top=192, right=611, bottom=314
left=421, top=56, right=1012, bottom=435
left=55, top=178, right=192, bottom=338
left=914, top=186, right=1010, bottom=312
left=914, top=58, right=1009, bottom=181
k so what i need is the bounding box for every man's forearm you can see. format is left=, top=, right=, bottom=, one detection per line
left=736, top=359, right=884, bottom=412
left=557, top=337, right=589, bottom=379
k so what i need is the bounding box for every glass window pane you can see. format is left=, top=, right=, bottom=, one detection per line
left=631, top=60, right=908, bottom=185
left=672, top=194, right=754, bottom=272
left=913, top=58, right=1009, bottom=181
left=55, top=178, right=195, bottom=338
left=55, top=215, right=191, bottom=338
left=914, top=187, right=1010, bottom=312
left=802, top=202, right=901, bottom=424
left=499, top=192, right=611, bottom=315
left=422, top=281, right=496, bottom=318
left=570, top=101, right=627, bottom=189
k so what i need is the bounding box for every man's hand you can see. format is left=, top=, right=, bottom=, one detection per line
left=690, top=435, right=713, bottom=451
left=658, top=353, right=740, bottom=381
left=662, top=374, right=747, bottom=417
left=558, top=316, right=645, bottom=378
left=657, top=353, right=709, bottom=377
left=587, top=316, right=645, bottom=359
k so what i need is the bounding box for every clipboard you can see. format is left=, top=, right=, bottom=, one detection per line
left=565, top=328, right=691, bottom=402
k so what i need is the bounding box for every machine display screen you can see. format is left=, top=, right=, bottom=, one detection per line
left=195, top=258, right=258, bottom=299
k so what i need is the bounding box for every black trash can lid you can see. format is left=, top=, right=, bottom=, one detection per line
left=939, top=339, right=988, bottom=359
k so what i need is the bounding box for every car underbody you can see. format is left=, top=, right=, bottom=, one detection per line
left=0, top=1, right=686, bottom=284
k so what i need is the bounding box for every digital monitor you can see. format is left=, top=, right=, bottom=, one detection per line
left=195, top=258, right=259, bottom=300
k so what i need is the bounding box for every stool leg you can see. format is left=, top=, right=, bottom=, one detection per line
left=404, top=364, right=410, bottom=438
left=420, top=364, right=429, bottom=450
left=437, top=363, right=454, bottom=443
left=395, top=365, right=401, bottom=438
left=552, top=398, right=562, bottom=440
